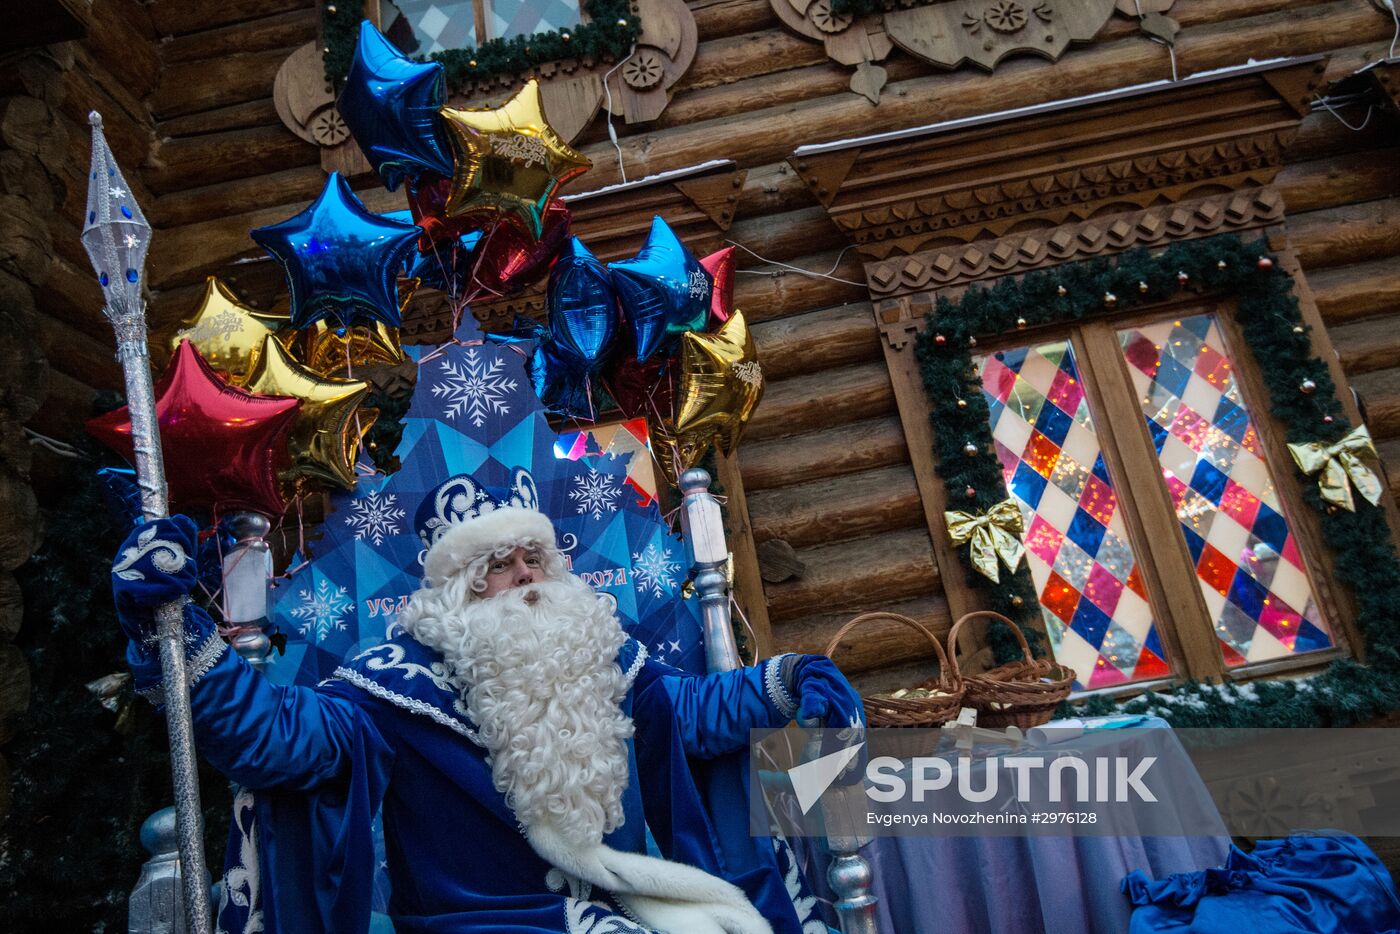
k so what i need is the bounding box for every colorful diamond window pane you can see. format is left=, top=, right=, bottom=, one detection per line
left=979, top=342, right=1170, bottom=690
left=1117, top=314, right=1333, bottom=666
left=390, top=0, right=580, bottom=56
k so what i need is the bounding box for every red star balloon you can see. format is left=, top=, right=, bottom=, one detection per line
left=87, top=340, right=302, bottom=517
left=700, top=246, right=736, bottom=325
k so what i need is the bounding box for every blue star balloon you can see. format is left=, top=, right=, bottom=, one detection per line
left=336, top=20, right=455, bottom=192
left=252, top=173, right=422, bottom=328
left=608, top=216, right=712, bottom=362
left=529, top=335, right=594, bottom=421
left=548, top=237, right=618, bottom=371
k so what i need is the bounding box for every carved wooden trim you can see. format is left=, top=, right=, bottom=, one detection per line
left=273, top=0, right=697, bottom=177
left=788, top=58, right=1327, bottom=262
left=870, top=187, right=1286, bottom=348
left=401, top=161, right=747, bottom=342
left=769, top=0, right=1164, bottom=101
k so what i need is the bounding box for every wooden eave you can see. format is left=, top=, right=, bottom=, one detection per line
left=787, top=56, right=1330, bottom=261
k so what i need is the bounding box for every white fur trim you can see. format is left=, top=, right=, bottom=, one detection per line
left=422, top=507, right=557, bottom=587
left=526, top=825, right=772, bottom=934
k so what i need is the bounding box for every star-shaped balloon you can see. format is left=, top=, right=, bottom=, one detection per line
left=168, top=276, right=287, bottom=385
left=246, top=336, right=374, bottom=491
left=87, top=340, right=301, bottom=517
left=548, top=236, right=617, bottom=371
left=674, top=310, right=764, bottom=455
left=609, top=215, right=712, bottom=362
left=437, top=78, right=591, bottom=237
left=251, top=172, right=421, bottom=329
left=337, top=20, right=455, bottom=192
left=295, top=319, right=405, bottom=378
left=699, top=246, right=736, bottom=325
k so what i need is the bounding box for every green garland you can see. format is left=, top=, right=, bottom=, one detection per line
left=914, top=233, right=1400, bottom=726
left=324, top=0, right=641, bottom=94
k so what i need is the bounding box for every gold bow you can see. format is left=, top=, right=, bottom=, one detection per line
left=945, top=499, right=1027, bottom=583
left=1288, top=425, right=1384, bottom=512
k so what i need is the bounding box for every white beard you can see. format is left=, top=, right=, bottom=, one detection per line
left=401, top=575, right=632, bottom=848
left=400, top=571, right=772, bottom=934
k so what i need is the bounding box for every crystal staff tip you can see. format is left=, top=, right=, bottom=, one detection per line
left=88, top=110, right=103, bottom=127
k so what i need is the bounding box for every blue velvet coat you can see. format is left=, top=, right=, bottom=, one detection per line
left=155, top=628, right=825, bottom=934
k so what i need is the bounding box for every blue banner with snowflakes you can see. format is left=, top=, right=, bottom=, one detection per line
left=267, top=319, right=706, bottom=688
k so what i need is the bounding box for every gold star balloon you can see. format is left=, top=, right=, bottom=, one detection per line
left=298, top=320, right=406, bottom=378
left=168, top=277, right=288, bottom=385
left=674, top=311, right=765, bottom=455
left=438, top=78, right=591, bottom=237
left=648, top=415, right=712, bottom=491
left=246, top=336, right=375, bottom=490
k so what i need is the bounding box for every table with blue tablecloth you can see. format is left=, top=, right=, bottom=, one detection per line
left=795, top=716, right=1232, bottom=934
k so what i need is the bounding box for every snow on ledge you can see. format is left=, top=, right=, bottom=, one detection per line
left=563, top=159, right=737, bottom=203
left=792, top=57, right=1307, bottom=157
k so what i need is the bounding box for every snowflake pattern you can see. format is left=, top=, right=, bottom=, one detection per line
left=433, top=349, right=518, bottom=427
left=632, top=543, right=681, bottom=598
left=291, top=578, right=353, bottom=642
left=569, top=469, right=623, bottom=519
left=344, top=490, right=406, bottom=545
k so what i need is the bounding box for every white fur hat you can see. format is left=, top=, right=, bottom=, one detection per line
left=421, top=506, right=557, bottom=588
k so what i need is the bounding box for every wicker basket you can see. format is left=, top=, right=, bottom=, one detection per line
left=824, top=612, right=965, bottom=757
left=946, top=611, right=1075, bottom=730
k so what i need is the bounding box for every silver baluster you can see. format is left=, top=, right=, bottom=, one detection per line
left=221, top=511, right=273, bottom=669
left=678, top=468, right=740, bottom=673
left=129, top=807, right=197, bottom=934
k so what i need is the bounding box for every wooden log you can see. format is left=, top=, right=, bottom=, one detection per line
left=162, top=8, right=319, bottom=64
left=725, top=205, right=846, bottom=270
left=0, top=193, right=54, bottom=289
left=1352, top=367, right=1400, bottom=440
left=1276, top=150, right=1400, bottom=215
left=741, top=415, right=908, bottom=492
left=153, top=164, right=325, bottom=229
left=0, top=149, right=55, bottom=217
left=733, top=161, right=813, bottom=220
left=1311, top=257, right=1400, bottom=325
left=675, top=29, right=828, bottom=97
left=773, top=594, right=953, bottom=675
left=690, top=0, right=778, bottom=42
left=0, top=469, right=38, bottom=572
left=577, top=0, right=1392, bottom=190
left=747, top=463, right=925, bottom=548
left=764, top=527, right=940, bottom=621
left=1333, top=316, right=1400, bottom=377
left=1291, top=198, right=1400, bottom=270
left=733, top=250, right=867, bottom=324
left=150, top=46, right=300, bottom=121
left=1285, top=107, right=1397, bottom=164
left=0, top=96, right=70, bottom=184
left=35, top=251, right=102, bottom=333
left=33, top=309, right=122, bottom=389
left=750, top=302, right=882, bottom=379
left=145, top=123, right=318, bottom=197
left=84, top=0, right=162, bottom=100
left=28, top=366, right=96, bottom=439
left=57, top=50, right=153, bottom=171
left=148, top=0, right=302, bottom=38
left=160, top=97, right=282, bottom=140
left=1377, top=438, right=1400, bottom=492
left=0, top=45, right=72, bottom=104
left=745, top=360, right=895, bottom=442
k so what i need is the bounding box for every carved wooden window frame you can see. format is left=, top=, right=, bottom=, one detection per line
left=951, top=291, right=1354, bottom=689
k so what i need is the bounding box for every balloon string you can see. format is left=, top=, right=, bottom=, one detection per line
left=725, top=240, right=864, bottom=287
left=729, top=593, right=759, bottom=665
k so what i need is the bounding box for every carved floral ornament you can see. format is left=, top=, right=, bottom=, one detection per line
left=275, top=0, right=697, bottom=166
left=770, top=0, right=1177, bottom=103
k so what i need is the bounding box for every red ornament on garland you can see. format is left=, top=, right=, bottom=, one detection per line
left=934, top=334, right=947, bottom=345
left=1257, top=256, right=1275, bottom=271
left=87, top=341, right=301, bottom=517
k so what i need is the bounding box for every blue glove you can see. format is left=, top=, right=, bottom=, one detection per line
left=111, top=515, right=200, bottom=640
left=786, top=655, right=866, bottom=730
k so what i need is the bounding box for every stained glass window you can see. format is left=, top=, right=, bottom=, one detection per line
left=1118, top=314, right=1333, bottom=666
left=386, top=0, right=580, bottom=56
left=979, top=341, right=1172, bottom=690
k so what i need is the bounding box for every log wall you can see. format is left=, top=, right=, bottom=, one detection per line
left=25, top=0, right=1400, bottom=695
